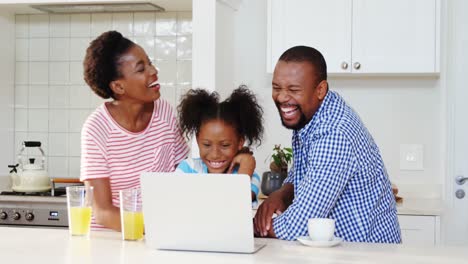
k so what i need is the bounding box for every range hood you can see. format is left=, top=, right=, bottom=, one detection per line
left=31, top=2, right=165, bottom=13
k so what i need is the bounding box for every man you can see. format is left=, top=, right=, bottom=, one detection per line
left=254, top=46, right=401, bottom=243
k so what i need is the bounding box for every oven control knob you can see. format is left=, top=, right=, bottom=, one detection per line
left=25, top=212, right=34, bottom=221
left=0, top=212, right=7, bottom=220
left=13, top=212, right=21, bottom=220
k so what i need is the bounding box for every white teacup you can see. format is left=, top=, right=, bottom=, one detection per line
left=308, top=218, right=335, bottom=241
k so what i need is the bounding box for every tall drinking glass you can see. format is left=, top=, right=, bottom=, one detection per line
left=120, top=188, right=144, bottom=241
left=66, top=186, right=93, bottom=237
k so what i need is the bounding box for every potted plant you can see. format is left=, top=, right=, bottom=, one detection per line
left=261, top=145, right=293, bottom=195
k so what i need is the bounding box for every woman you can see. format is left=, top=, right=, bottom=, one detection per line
left=81, top=31, right=189, bottom=231
left=176, top=86, right=264, bottom=202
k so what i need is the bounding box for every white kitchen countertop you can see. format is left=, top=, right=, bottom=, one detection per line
left=0, top=227, right=466, bottom=264
left=396, top=198, right=444, bottom=216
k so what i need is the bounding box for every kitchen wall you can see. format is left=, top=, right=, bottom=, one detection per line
left=225, top=1, right=445, bottom=198
left=12, top=11, right=192, bottom=178
left=0, top=11, right=15, bottom=178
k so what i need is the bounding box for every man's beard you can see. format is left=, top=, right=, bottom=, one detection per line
left=276, top=103, right=308, bottom=130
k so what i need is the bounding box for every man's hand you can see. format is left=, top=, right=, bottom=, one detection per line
left=254, top=184, right=294, bottom=237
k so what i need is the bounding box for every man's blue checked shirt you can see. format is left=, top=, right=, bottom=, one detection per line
left=273, top=90, right=401, bottom=243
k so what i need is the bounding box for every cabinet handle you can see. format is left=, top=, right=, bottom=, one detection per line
left=455, top=175, right=468, bottom=185
left=341, top=62, right=348, bottom=70
left=353, top=62, right=361, bottom=70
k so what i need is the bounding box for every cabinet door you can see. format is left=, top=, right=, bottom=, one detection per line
left=352, top=0, right=438, bottom=74
left=398, top=215, right=436, bottom=246
left=268, top=0, right=352, bottom=73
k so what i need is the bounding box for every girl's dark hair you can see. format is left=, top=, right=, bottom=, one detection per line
left=83, top=30, right=135, bottom=99
left=177, top=85, right=264, bottom=147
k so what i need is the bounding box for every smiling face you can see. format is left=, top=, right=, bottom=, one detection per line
left=110, top=44, right=160, bottom=103
left=197, top=119, right=245, bottom=173
left=272, top=60, right=328, bottom=130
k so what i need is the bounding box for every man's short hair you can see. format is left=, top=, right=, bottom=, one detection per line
left=278, top=46, right=327, bottom=82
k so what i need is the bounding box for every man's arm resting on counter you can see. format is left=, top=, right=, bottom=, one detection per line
left=254, top=183, right=294, bottom=237
left=85, top=178, right=121, bottom=231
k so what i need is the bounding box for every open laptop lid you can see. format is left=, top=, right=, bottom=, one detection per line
left=141, top=172, right=258, bottom=253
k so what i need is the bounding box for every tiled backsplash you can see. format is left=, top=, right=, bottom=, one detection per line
left=14, top=12, right=192, bottom=178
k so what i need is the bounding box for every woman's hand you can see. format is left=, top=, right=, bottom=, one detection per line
left=85, top=178, right=122, bottom=231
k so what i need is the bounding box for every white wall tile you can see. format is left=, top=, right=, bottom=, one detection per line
left=28, top=85, right=49, bottom=108
left=177, top=35, right=192, bottom=60
left=69, top=85, right=90, bottom=109
left=15, top=15, right=29, bottom=38
left=177, top=12, right=192, bottom=36
left=49, top=86, right=69, bottom=109
left=48, top=156, right=69, bottom=178
left=29, top=38, right=49, bottom=61
left=14, top=132, right=28, bottom=157
left=29, top=62, right=49, bottom=85
left=50, top=38, right=70, bottom=61
left=70, top=61, right=85, bottom=85
left=69, top=110, right=89, bottom=132
left=49, top=133, right=68, bottom=156
left=134, top=37, right=155, bottom=61
left=155, top=36, right=176, bottom=60
left=50, top=15, right=70, bottom=37
left=28, top=109, right=49, bottom=132
left=70, top=37, right=90, bottom=61
left=15, top=85, right=28, bottom=108
left=91, top=13, right=112, bottom=37
left=134, top=12, right=155, bottom=36
left=69, top=157, right=81, bottom=178
left=70, top=14, right=91, bottom=37
left=29, top=15, right=49, bottom=38
left=68, top=133, right=81, bottom=157
left=15, top=109, right=28, bottom=132
left=90, top=93, right=105, bottom=109
left=160, top=84, right=176, bottom=108
left=49, top=109, right=69, bottom=132
left=156, top=60, right=177, bottom=85
left=15, top=38, right=29, bottom=61
left=177, top=60, right=192, bottom=85
left=50, top=62, right=70, bottom=85
left=176, top=84, right=192, bottom=105
left=112, top=13, right=133, bottom=37
left=27, top=132, right=49, bottom=156
left=15, top=62, right=29, bottom=85
left=156, top=12, right=177, bottom=36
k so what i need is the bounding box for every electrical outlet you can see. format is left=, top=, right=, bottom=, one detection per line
left=400, top=144, right=424, bottom=171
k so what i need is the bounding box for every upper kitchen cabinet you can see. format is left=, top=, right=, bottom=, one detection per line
left=267, top=0, right=441, bottom=75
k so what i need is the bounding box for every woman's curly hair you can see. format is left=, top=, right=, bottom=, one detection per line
left=177, top=85, right=264, bottom=147
left=83, top=30, right=134, bottom=99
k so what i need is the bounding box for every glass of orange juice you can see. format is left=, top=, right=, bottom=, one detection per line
left=66, top=186, right=93, bottom=237
left=120, top=188, right=144, bottom=241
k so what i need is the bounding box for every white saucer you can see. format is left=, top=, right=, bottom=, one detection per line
left=297, top=236, right=343, bottom=247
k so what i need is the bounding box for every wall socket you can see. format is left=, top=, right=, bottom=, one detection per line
left=400, top=144, right=424, bottom=171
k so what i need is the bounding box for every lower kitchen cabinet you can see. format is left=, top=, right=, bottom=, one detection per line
left=398, top=215, right=440, bottom=246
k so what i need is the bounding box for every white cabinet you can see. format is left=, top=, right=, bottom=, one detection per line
left=398, top=215, right=440, bottom=246
left=267, top=0, right=440, bottom=75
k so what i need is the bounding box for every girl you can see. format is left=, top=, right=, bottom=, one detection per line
left=176, top=86, right=264, bottom=201
left=81, top=31, right=189, bottom=231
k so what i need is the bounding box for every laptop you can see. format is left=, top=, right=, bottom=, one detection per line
left=140, top=172, right=266, bottom=254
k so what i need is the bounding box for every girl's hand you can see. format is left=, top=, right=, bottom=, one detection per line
left=228, top=152, right=256, bottom=177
